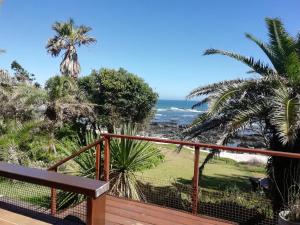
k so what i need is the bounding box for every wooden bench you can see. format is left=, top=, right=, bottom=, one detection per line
left=0, top=162, right=109, bottom=225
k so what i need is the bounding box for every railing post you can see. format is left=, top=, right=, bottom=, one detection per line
left=86, top=195, right=106, bottom=225
left=95, top=143, right=101, bottom=180
left=50, top=167, right=57, bottom=215
left=104, top=136, right=110, bottom=182
left=192, top=146, right=200, bottom=215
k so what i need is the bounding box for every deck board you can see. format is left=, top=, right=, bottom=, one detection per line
left=105, top=195, right=234, bottom=225
left=0, top=195, right=234, bottom=225
left=0, top=208, right=50, bottom=225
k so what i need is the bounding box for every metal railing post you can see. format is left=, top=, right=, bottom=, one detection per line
left=104, top=136, right=110, bottom=182
left=50, top=167, right=57, bottom=215
left=95, top=143, right=101, bottom=180
left=192, top=146, right=200, bottom=214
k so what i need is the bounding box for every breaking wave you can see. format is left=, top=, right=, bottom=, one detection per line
left=157, top=107, right=203, bottom=113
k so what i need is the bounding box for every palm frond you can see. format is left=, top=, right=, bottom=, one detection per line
left=77, top=25, right=92, bottom=34
left=265, top=18, right=295, bottom=56
left=77, top=35, right=97, bottom=46
left=229, top=103, right=267, bottom=134
left=245, top=33, right=279, bottom=71
left=191, top=97, right=210, bottom=109
left=187, top=79, right=246, bottom=98
left=270, top=86, right=300, bottom=144
left=183, top=113, right=230, bottom=139
left=204, top=48, right=276, bottom=76
left=207, top=86, right=239, bottom=116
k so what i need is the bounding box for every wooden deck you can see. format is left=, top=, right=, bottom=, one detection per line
left=0, top=195, right=234, bottom=225
left=0, top=208, right=50, bottom=225
left=105, top=196, right=234, bottom=225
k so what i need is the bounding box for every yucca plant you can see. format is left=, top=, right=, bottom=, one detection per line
left=109, top=125, right=163, bottom=200
left=56, top=125, right=163, bottom=209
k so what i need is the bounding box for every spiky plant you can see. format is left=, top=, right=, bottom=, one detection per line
left=185, top=18, right=300, bottom=210
left=56, top=125, right=162, bottom=209
left=109, top=125, right=163, bottom=200
left=46, top=18, right=96, bottom=79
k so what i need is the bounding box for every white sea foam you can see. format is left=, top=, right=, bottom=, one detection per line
left=157, top=107, right=203, bottom=113
left=157, top=108, right=167, bottom=112
left=182, top=114, right=195, bottom=117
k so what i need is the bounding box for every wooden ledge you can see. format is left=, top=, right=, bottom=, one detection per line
left=0, top=162, right=109, bottom=198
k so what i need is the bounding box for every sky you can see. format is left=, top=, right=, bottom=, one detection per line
left=0, top=1, right=300, bottom=100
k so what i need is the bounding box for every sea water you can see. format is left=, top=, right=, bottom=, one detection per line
left=153, top=99, right=207, bottom=125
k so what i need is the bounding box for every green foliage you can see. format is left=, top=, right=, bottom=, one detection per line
left=56, top=125, right=163, bottom=208
left=186, top=17, right=300, bottom=210
left=45, top=75, right=78, bottom=101
left=0, top=120, right=57, bottom=167
left=110, top=125, right=163, bottom=200
left=44, top=75, right=95, bottom=125
left=186, top=17, right=300, bottom=147
left=0, top=70, right=47, bottom=122
left=11, top=60, right=35, bottom=83
left=55, top=132, right=97, bottom=209
left=78, top=68, right=158, bottom=130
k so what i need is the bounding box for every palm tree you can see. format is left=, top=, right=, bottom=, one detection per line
left=46, top=18, right=96, bottom=79
left=185, top=18, right=300, bottom=210
left=44, top=75, right=95, bottom=153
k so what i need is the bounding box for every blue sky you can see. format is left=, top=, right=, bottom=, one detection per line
left=0, top=0, right=299, bottom=99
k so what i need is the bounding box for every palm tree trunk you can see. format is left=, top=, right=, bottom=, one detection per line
left=198, top=150, right=218, bottom=180
left=267, top=135, right=300, bottom=211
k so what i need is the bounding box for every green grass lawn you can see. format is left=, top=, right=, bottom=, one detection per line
left=137, top=143, right=266, bottom=191
left=0, top=179, right=50, bottom=207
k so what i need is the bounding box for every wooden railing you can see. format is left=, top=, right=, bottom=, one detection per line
left=47, top=133, right=300, bottom=217
left=100, top=133, right=300, bottom=215
left=0, top=162, right=109, bottom=225
left=47, top=137, right=111, bottom=216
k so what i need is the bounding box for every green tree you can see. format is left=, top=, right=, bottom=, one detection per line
left=11, top=60, right=35, bottom=83
left=46, top=18, right=96, bottom=79
left=0, top=69, right=46, bottom=122
left=79, top=68, right=158, bottom=132
left=185, top=18, right=300, bottom=210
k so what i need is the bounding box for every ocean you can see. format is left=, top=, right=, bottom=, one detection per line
left=153, top=99, right=207, bottom=125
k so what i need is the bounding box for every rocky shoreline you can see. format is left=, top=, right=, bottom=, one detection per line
left=143, top=121, right=266, bottom=149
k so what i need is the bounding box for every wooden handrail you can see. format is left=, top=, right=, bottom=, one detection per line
left=0, top=162, right=109, bottom=198
left=44, top=132, right=300, bottom=218
left=101, top=132, right=300, bottom=215
left=101, top=133, right=300, bottom=159
left=48, top=138, right=103, bottom=171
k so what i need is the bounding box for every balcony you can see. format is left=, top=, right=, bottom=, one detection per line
left=1, top=133, right=300, bottom=224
